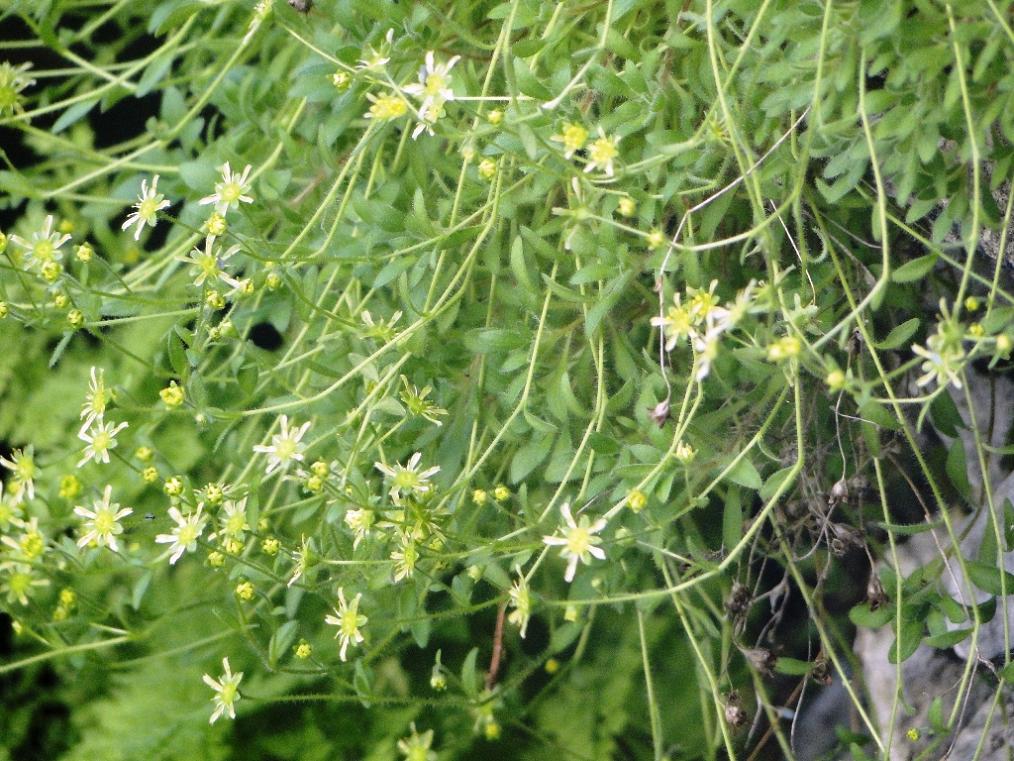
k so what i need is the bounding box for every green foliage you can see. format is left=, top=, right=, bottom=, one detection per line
left=1, top=0, right=1014, bottom=759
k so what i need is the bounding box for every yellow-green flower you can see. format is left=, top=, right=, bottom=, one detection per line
left=551, top=122, right=589, bottom=159
left=365, top=92, right=408, bottom=120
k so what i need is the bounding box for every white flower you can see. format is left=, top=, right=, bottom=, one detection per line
left=1, top=516, right=46, bottom=562
left=0, top=447, right=37, bottom=503
left=691, top=326, right=722, bottom=381
left=411, top=99, right=447, bottom=140
left=253, top=415, right=311, bottom=475
left=155, top=504, right=207, bottom=565
left=121, top=174, right=171, bottom=241
left=374, top=452, right=440, bottom=504
left=0, top=482, right=24, bottom=531
left=508, top=572, right=532, bottom=638
left=542, top=501, right=607, bottom=583
left=74, top=485, right=132, bottom=552
left=0, top=562, right=49, bottom=606
left=325, top=587, right=368, bottom=661
left=77, top=419, right=128, bottom=467
left=403, top=50, right=460, bottom=109
left=184, top=236, right=242, bottom=289
left=202, top=657, right=243, bottom=724
left=913, top=343, right=964, bottom=390
left=10, top=215, right=71, bottom=270
left=80, top=366, right=109, bottom=428
left=650, top=293, right=694, bottom=352
left=391, top=535, right=419, bottom=582
left=199, top=162, right=254, bottom=215
left=216, top=497, right=249, bottom=540
left=344, top=508, right=374, bottom=549
left=583, top=127, right=620, bottom=177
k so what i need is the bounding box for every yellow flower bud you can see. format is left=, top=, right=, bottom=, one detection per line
left=825, top=368, right=846, bottom=391
left=626, top=489, right=647, bottom=513
left=75, top=243, right=94, bottom=262
left=478, top=158, right=497, bottom=180
left=160, top=381, right=185, bottom=408
left=59, top=474, right=81, bottom=499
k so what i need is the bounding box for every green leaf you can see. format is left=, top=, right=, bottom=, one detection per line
left=461, top=647, right=479, bottom=697
left=965, top=560, right=1014, bottom=596
left=410, top=617, right=431, bottom=649
left=887, top=618, right=922, bottom=664
left=178, top=159, right=217, bottom=191
left=849, top=601, right=894, bottom=629
left=584, top=271, right=634, bottom=338
left=891, top=253, right=938, bottom=283
left=588, top=433, right=619, bottom=455
left=52, top=98, right=98, bottom=133
left=131, top=569, right=153, bottom=611
left=875, top=318, right=920, bottom=350
left=510, top=433, right=553, bottom=483
left=923, top=627, right=972, bottom=649
left=267, top=620, right=299, bottom=668
left=512, top=57, right=551, bottom=100
left=726, top=457, right=762, bottom=490
left=722, top=486, right=743, bottom=549
left=1001, top=661, right=1014, bottom=684
left=945, top=439, right=970, bottom=499
left=760, top=466, right=797, bottom=502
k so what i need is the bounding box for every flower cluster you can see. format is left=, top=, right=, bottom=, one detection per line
left=361, top=41, right=460, bottom=140
left=652, top=280, right=757, bottom=380
left=912, top=300, right=968, bottom=390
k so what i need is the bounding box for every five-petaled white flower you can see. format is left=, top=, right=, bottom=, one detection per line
left=121, top=174, right=171, bottom=241
left=253, top=415, right=311, bottom=476
left=202, top=657, right=243, bottom=724
left=325, top=587, right=368, bottom=661
left=374, top=452, right=440, bottom=504
left=77, top=418, right=128, bottom=467
left=185, top=236, right=241, bottom=289
left=0, top=447, right=37, bottom=503
left=913, top=343, right=964, bottom=390
left=155, top=504, right=207, bottom=565
left=199, top=162, right=254, bottom=215
left=74, top=484, right=132, bottom=552
left=583, top=127, right=620, bottom=177
left=216, top=497, right=250, bottom=540
left=10, top=215, right=70, bottom=271
left=404, top=51, right=460, bottom=108
left=80, top=366, right=109, bottom=428
left=542, top=501, right=607, bottom=582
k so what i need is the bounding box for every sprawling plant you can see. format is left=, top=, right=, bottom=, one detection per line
left=2, top=1, right=1014, bottom=759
